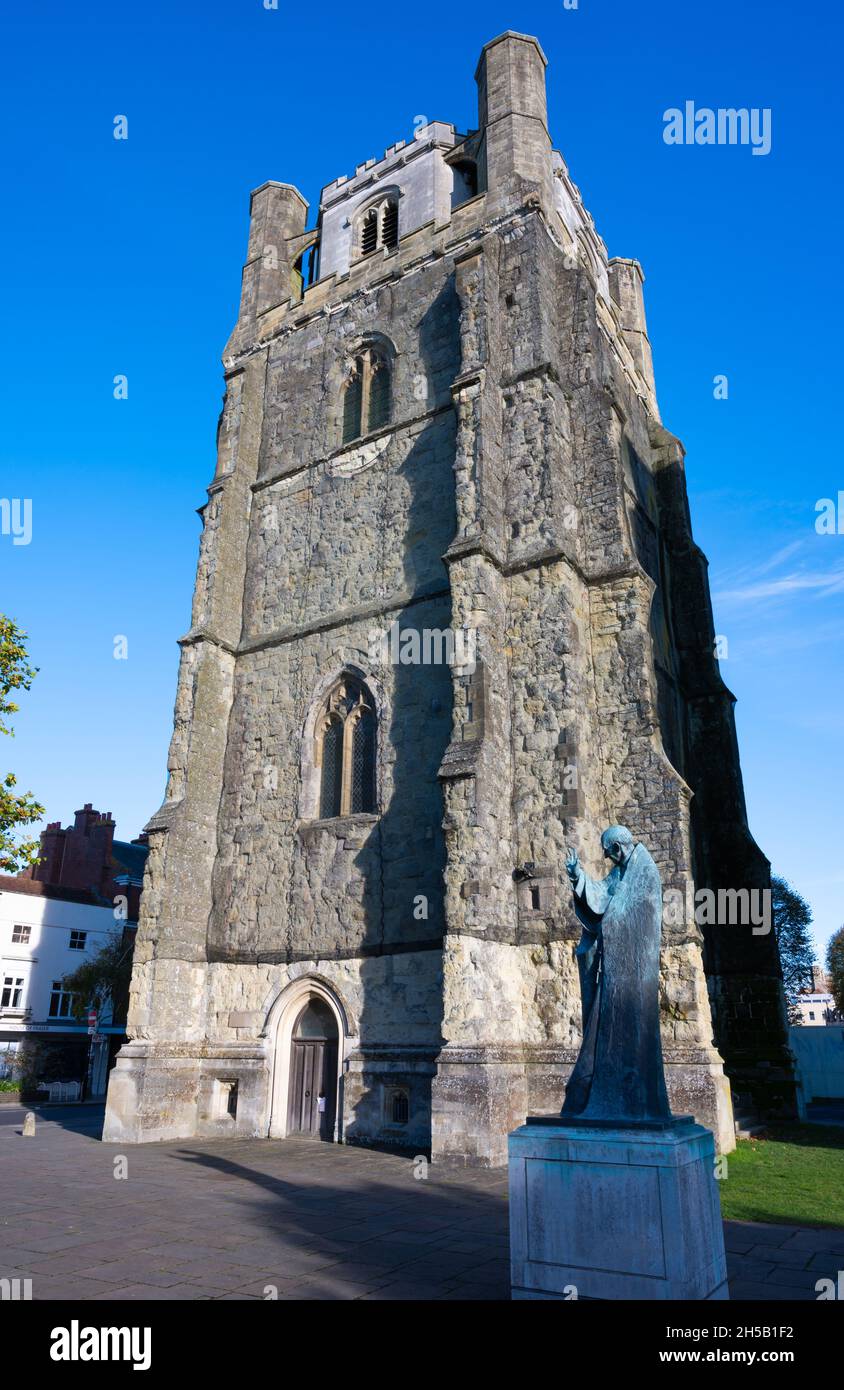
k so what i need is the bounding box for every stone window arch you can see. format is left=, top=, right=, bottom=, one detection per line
left=316, top=674, right=377, bottom=818
left=290, top=243, right=318, bottom=302
left=354, top=194, right=399, bottom=259
left=341, top=345, right=392, bottom=444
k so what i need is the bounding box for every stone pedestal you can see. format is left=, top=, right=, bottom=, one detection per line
left=508, top=1118, right=729, bottom=1300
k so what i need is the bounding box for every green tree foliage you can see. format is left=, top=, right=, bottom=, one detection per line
left=61, top=932, right=134, bottom=1028
left=772, top=874, right=816, bottom=1023
left=827, top=927, right=844, bottom=1016
left=15, top=1037, right=87, bottom=1091
left=0, top=614, right=43, bottom=872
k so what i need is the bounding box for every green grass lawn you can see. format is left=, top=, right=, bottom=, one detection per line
left=719, top=1124, right=844, bottom=1228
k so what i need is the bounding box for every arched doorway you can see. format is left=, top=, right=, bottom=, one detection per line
left=286, top=998, right=338, bottom=1140
left=265, top=977, right=349, bottom=1140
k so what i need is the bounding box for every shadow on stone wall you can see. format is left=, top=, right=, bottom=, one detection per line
left=344, top=281, right=460, bottom=1153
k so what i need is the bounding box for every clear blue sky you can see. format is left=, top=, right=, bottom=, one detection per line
left=1, top=0, right=841, bottom=959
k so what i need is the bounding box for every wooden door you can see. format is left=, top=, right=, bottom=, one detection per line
left=287, top=1040, right=323, bottom=1134
left=286, top=1038, right=338, bottom=1138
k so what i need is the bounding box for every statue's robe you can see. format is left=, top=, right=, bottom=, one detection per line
left=562, top=842, right=672, bottom=1123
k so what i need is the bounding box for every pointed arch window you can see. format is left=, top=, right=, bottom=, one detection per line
left=356, top=196, right=399, bottom=258
left=341, top=346, right=391, bottom=444
left=317, top=677, right=377, bottom=818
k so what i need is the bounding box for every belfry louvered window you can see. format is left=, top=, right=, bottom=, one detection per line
left=317, top=677, right=377, bottom=818
left=358, top=197, right=399, bottom=257
left=381, top=200, right=398, bottom=248
left=341, top=347, right=391, bottom=444
left=361, top=207, right=379, bottom=256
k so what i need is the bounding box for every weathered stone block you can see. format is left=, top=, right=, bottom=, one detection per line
left=509, top=1120, right=728, bottom=1299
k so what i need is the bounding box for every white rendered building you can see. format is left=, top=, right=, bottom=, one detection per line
left=0, top=885, right=126, bottom=1096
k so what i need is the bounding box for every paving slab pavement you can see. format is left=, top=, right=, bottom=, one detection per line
left=1, top=1104, right=840, bottom=1302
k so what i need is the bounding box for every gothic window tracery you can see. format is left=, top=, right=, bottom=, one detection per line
left=341, top=346, right=391, bottom=443
left=356, top=196, right=399, bottom=258
left=316, top=676, right=377, bottom=818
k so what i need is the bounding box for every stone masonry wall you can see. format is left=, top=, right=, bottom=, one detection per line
left=106, top=31, right=786, bottom=1158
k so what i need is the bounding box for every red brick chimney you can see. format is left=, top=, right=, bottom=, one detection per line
left=28, top=803, right=117, bottom=896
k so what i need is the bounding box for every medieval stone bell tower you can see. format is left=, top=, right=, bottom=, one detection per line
left=104, top=31, right=793, bottom=1163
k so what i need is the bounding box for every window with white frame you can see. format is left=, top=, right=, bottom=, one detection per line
left=1, top=976, right=25, bottom=1010
left=11, top=924, right=31, bottom=944
left=69, top=930, right=87, bottom=951
left=49, top=980, right=76, bottom=1018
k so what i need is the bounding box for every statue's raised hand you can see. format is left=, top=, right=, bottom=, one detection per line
left=565, top=846, right=580, bottom=885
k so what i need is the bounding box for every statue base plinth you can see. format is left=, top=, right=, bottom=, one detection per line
left=508, top=1119, right=729, bottom=1300
left=534, top=1112, right=695, bottom=1131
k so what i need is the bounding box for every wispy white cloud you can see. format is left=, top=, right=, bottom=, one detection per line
left=752, top=539, right=805, bottom=576
left=716, top=567, right=844, bottom=604
left=712, top=535, right=844, bottom=608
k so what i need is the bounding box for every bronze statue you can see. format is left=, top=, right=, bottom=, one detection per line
left=562, top=826, right=673, bottom=1125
